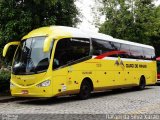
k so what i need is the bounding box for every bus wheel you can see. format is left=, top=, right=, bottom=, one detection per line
left=138, top=76, right=146, bottom=90
left=79, top=80, right=92, bottom=100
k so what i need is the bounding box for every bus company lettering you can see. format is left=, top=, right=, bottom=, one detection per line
left=139, top=64, right=147, bottom=68
left=126, top=64, right=147, bottom=68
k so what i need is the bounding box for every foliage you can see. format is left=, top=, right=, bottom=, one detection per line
left=95, top=0, right=160, bottom=56
left=0, top=70, right=11, bottom=92
left=0, top=0, right=79, bottom=62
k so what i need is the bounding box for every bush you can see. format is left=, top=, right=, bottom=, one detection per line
left=0, top=70, right=11, bottom=92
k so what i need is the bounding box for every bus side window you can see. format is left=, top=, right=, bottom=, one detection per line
left=143, top=48, right=155, bottom=60
left=70, top=38, right=90, bottom=61
left=92, top=39, right=103, bottom=55
left=53, top=38, right=90, bottom=69
left=130, top=45, right=144, bottom=59
left=119, top=43, right=130, bottom=58
left=53, top=39, right=70, bottom=69
left=92, top=39, right=120, bottom=57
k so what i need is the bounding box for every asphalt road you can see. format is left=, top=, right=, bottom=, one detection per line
left=0, top=85, right=160, bottom=120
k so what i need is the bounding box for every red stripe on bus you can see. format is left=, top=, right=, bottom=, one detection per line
left=95, top=51, right=126, bottom=59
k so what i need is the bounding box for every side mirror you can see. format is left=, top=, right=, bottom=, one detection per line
left=43, top=36, right=53, bottom=52
left=3, top=41, right=20, bottom=57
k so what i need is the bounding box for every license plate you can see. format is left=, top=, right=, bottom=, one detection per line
left=22, top=90, right=28, bottom=94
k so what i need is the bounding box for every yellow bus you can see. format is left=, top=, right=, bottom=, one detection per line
left=3, top=26, right=157, bottom=99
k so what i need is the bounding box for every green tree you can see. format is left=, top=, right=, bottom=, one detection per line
left=98, top=0, right=135, bottom=41
left=96, top=0, right=160, bottom=56
left=0, top=0, right=79, bottom=65
left=149, top=5, right=160, bottom=56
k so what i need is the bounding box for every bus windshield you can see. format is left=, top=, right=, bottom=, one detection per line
left=12, top=36, right=53, bottom=75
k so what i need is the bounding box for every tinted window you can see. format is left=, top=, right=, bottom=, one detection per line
left=143, top=48, right=155, bottom=60
left=92, top=39, right=120, bottom=57
left=112, top=42, right=121, bottom=50
left=92, top=39, right=155, bottom=60
left=130, top=45, right=144, bottom=59
left=119, top=43, right=130, bottom=58
left=53, top=38, right=90, bottom=69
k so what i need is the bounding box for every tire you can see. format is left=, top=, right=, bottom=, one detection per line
left=138, top=76, right=146, bottom=90
left=79, top=80, right=92, bottom=100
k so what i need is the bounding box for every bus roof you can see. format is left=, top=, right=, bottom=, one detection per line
left=22, top=26, right=154, bottom=49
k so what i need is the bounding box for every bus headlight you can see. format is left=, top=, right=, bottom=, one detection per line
left=37, top=80, right=51, bottom=87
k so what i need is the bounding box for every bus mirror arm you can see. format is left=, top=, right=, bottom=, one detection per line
left=3, top=41, right=20, bottom=57
left=43, top=36, right=53, bottom=52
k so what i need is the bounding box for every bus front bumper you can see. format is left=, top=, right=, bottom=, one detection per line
left=10, top=86, right=53, bottom=98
